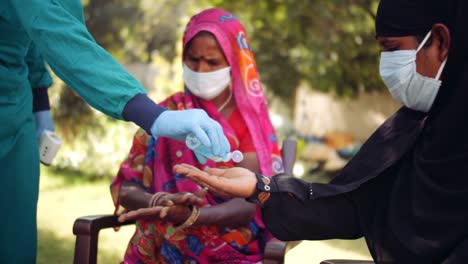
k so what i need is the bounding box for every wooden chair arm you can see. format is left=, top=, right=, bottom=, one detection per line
left=263, top=238, right=287, bottom=264
left=73, top=214, right=134, bottom=264
left=73, top=216, right=297, bottom=264
left=263, top=239, right=302, bottom=264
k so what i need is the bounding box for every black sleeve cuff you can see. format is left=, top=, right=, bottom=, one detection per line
left=122, top=94, right=167, bottom=134
left=246, top=173, right=280, bottom=205
left=32, top=88, right=50, bottom=112
left=246, top=173, right=309, bottom=204
left=255, top=173, right=278, bottom=191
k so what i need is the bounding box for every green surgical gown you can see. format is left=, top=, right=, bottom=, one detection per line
left=0, top=0, right=147, bottom=262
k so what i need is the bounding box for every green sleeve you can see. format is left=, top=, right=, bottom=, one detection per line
left=10, top=0, right=146, bottom=119
left=25, top=42, right=53, bottom=89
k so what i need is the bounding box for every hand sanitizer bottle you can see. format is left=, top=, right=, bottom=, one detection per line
left=185, top=133, right=243, bottom=163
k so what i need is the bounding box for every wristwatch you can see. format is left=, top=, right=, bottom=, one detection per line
left=246, top=173, right=278, bottom=206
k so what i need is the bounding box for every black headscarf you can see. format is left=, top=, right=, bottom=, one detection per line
left=383, top=1, right=468, bottom=261
left=375, top=0, right=450, bottom=37
left=311, top=1, right=468, bottom=262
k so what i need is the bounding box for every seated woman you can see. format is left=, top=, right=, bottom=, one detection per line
left=110, top=8, right=283, bottom=263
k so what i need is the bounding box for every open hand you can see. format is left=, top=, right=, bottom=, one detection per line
left=118, top=189, right=207, bottom=223
left=118, top=205, right=194, bottom=225
left=118, top=205, right=169, bottom=223
left=159, top=191, right=206, bottom=207
left=174, top=163, right=257, bottom=198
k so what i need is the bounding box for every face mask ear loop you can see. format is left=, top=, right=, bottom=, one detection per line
left=416, top=30, right=433, bottom=53
left=435, top=58, right=448, bottom=80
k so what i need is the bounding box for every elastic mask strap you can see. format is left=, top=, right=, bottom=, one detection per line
left=416, top=30, right=432, bottom=53
left=435, top=58, right=448, bottom=80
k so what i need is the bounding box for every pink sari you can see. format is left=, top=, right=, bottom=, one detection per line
left=111, top=8, right=283, bottom=264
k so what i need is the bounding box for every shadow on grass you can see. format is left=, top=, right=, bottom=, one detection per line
left=37, top=228, right=122, bottom=264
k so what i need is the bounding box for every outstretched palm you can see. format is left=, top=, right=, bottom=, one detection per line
left=174, top=163, right=257, bottom=198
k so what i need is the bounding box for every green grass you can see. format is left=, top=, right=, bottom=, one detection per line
left=37, top=167, right=134, bottom=264
left=37, top=167, right=371, bottom=263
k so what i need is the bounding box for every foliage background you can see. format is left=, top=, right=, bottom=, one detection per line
left=50, top=0, right=381, bottom=178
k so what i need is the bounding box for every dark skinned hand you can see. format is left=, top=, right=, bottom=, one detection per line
left=158, top=191, right=205, bottom=207
left=118, top=189, right=207, bottom=223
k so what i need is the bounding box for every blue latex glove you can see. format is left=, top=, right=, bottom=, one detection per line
left=185, top=133, right=231, bottom=164
left=34, top=110, right=55, bottom=140
left=151, top=109, right=230, bottom=158
left=194, top=152, right=208, bottom=164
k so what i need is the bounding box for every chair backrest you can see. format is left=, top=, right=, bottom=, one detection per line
left=281, top=138, right=297, bottom=176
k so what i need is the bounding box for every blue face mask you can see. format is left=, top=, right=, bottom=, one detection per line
left=379, top=30, right=448, bottom=112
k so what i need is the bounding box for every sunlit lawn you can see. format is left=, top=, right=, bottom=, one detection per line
left=37, top=167, right=371, bottom=264
left=37, top=167, right=133, bottom=264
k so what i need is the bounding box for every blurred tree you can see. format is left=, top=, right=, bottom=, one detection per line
left=50, top=0, right=202, bottom=176
left=84, top=0, right=198, bottom=63
left=212, top=0, right=381, bottom=101
left=56, top=0, right=382, bottom=131
left=50, top=0, right=384, bottom=176
left=54, top=0, right=198, bottom=137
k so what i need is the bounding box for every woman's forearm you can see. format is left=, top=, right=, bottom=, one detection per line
left=193, top=198, right=257, bottom=228
left=119, top=181, right=153, bottom=211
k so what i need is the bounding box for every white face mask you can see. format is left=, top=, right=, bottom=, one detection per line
left=379, top=30, right=448, bottom=112
left=183, top=63, right=231, bottom=100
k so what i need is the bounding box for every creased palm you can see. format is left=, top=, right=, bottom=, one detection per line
left=174, top=163, right=257, bottom=198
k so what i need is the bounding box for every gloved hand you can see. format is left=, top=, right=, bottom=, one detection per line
left=194, top=152, right=208, bottom=164
left=186, top=133, right=232, bottom=164
left=150, top=109, right=230, bottom=158
left=34, top=110, right=55, bottom=141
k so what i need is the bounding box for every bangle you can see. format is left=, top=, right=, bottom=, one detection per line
left=148, top=192, right=168, bottom=208
left=175, top=206, right=200, bottom=231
